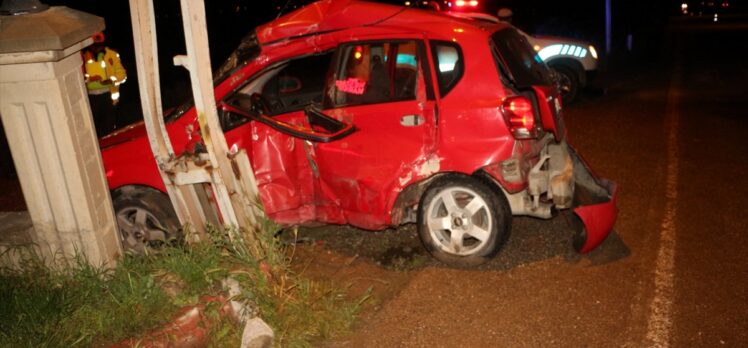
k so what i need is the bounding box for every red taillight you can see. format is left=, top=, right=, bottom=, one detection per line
left=501, top=96, right=537, bottom=139
left=454, top=1, right=479, bottom=7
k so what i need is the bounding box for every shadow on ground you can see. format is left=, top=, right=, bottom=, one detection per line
left=282, top=212, right=630, bottom=272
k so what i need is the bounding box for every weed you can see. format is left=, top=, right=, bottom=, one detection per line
left=207, top=222, right=366, bottom=347
left=0, top=219, right=365, bottom=347
left=0, top=251, right=175, bottom=347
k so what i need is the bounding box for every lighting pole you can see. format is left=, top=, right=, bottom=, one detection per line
left=605, top=0, right=612, bottom=54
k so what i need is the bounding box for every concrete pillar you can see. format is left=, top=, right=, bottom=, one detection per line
left=0, top=6, right=121, bottom=267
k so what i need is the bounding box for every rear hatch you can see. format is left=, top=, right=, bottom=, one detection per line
left=491, top=28, right=618, bottom=253
left=490, top=28, right=565, bottom=140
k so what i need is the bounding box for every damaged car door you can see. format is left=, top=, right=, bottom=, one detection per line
left=219, top=52, right=354, bottom=224
left=218, top=40, right=438, bottom=231
left=312, top=39, right=439, bottom=230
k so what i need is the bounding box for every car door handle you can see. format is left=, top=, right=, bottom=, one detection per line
left=400, top=114, right=424, bottom=127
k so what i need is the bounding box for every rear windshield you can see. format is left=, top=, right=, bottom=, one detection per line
left=491, top=28, right=553, bottom=88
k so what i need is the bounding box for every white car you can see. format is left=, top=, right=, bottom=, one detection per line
left=445, top=11, right=599, bottom=104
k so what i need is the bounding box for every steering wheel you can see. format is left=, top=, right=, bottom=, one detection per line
left=250, top=93, right=271, bottom=114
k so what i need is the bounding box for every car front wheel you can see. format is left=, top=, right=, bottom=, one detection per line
left=417, top=177, right=511, bottom=267
left=112, top=187, right=181, bottom=254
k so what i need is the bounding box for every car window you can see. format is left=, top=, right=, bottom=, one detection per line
left=491, top=28, right=553, bottom=88
left=430, top=41, right=464, bottom=97
left=237, top=53, right=332, bottom=112
left=329, top=41, right=420, bottom=107
left=220, top=52, right=332, bottom=131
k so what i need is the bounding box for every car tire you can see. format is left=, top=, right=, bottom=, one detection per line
left=112, top=186, right=181, bottom=254
left=417, top=176, right=511, bottom=267
left=552, top=65, right=580, bottom=105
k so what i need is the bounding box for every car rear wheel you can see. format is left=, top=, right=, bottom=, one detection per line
left=552, top=65, right=579, bottom=105
left=112, top=187, right=181, bottom=254
left=417, top=177, right=511, bottom=267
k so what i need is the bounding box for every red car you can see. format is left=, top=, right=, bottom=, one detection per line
left=101, top=0, right=617, bottom=266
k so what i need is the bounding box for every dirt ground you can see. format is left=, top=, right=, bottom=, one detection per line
left=1, top=155, right=629, bottom=347
left=284, top=215, right=630, bottom=347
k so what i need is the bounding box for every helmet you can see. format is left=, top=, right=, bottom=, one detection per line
left=497, top=8, right=513, bottom=20
left=92, top=32, right=105, bottom=43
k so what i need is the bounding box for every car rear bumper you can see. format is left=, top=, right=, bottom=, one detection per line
left=568, top=146, right=618, bottom=253
left=494, top=141, right=618, bottom=252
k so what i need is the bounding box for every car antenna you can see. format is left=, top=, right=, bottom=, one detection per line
left=276, top=0, right=293, bottom=19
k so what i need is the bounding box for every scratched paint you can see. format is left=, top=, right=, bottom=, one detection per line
left=417, top=157, right=441, bottom=177
left=399, top=171, right=413, bottom=186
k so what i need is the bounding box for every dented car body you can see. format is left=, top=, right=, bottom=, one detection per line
left=101, top=0, right=617, bottom=266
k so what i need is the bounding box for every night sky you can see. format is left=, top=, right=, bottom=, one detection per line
left=18, top=0, right=739, bottom=125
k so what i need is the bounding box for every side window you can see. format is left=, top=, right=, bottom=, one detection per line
left=329, top=41, right=420, bottom=107
left=430, top=41, right=464, bottom=97
left=228, top=52, right=332, bottom=120
left=260, top=53, right=331, bottom=113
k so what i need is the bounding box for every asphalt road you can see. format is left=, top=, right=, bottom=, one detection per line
left=311, top=17, right=748, bottom=347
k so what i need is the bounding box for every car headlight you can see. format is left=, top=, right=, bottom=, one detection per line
left=589, top=45, right=598, bottom=60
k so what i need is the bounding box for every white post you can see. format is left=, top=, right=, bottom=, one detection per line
left=129, top=0, right=215, bottom=238
left=0, top=7, right=121, bottom=267
left=176, top=0, right=262, bottom=229
left=127, top=0, right=263, bottom=249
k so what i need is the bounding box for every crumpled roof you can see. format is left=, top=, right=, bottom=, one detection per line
left=256, top=0, right=405, bottom=45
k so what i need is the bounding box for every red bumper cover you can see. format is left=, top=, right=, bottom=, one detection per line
left=568, top=146, right=619, bottom=253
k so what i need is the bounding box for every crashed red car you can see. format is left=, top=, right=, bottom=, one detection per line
left=101, top=0, right=617, bottom=266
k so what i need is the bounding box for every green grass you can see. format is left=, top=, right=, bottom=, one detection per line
left=0, top=224, right=364, bottom=347
left=0, top=252, right=177, bottom=347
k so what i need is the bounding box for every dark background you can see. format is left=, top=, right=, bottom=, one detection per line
left=37, top=0, right=680, bottom=123
left=41, top=0, right=293, bottom=125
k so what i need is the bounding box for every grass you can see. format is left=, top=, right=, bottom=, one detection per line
left=0, top=223, right=365, bottom=347
left=0, top=252, right=177, bottom=347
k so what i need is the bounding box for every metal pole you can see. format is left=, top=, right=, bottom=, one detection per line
left=177, top=0, right=262, bottom=236
left=605, top=0, right=612, bottom=54
left=129, top=0, right=263, bottom=253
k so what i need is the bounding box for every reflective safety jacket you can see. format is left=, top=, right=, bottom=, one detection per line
left=83, top=47, right=127, bottom=104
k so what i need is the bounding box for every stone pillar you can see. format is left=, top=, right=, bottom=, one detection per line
left=0, top=6, right=121, bottom=267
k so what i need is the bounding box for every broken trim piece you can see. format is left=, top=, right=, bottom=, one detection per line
left=220, top=102, right=356, bottom=143
left=568, top=145, right=618, bottom=253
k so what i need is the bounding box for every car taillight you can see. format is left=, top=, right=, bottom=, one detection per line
left=501, top=96, right=537, bottom=139
left=453, top=1, right=479, bottom=7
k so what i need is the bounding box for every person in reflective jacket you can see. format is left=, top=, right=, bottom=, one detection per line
left=82, top=32, right=127, bottom=137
